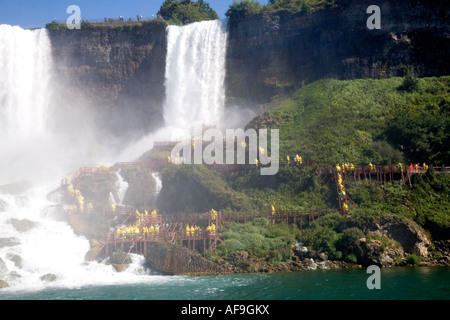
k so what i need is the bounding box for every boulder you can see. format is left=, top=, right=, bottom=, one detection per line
left=111, top=264, right=128, bottom=273
left=0, top=237, right=20, bottom=248
left=338, top=215, right=431, bottom=257
left=9, top=218, right=37, bottom=232
left=6, top=254, right=22, bottom=269
left=40, top=273, right=57, bottom=282
left=108, top=251, right=132, bottom=265
left=145, top=242, right=225, bottom=275
left=358, top=238, right=406, bottom=267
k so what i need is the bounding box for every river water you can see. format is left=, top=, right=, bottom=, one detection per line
left=1, top=266, right=448, bottom=300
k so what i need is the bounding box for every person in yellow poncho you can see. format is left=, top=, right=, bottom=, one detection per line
left=286, top=155, right=290, bottom=166
left=271, top=205, right=276, bottom=216
left=343, top=203, right=348, bottom=212
left=186, top=224, right=190, bottom=237
left=336, top=164, right=341, bottom=172
left=210, top=224, right=216, bottom=236
left=210, top=209, right=217, bottom=220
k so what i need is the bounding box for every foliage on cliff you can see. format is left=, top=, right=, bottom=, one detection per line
left=216, top=217, right=300, bottom=263
left=156, top=77, right=449, bottom=242
left=225, top=0, right=336, bottom=22
left=159, top=0, right=219, bottom=25
left=250, top=76, right=450, bottom=166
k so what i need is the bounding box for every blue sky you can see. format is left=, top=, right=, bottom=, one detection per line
left=0, top=0, right=266, bottom=29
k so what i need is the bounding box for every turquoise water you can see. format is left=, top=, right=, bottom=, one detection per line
left=1, top=267, right=448, bottom=300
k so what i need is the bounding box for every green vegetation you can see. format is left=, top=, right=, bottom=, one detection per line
left=158, top=77, right=449, bottom=241
left=226, top=0, right=338, bottom=22
left=217, top=217, right=300, bottom=262
left=46, top=17, right=169, bottom=31
left=256, top=76, right=450, bottom=166
left=77, top=172, right=117, bottom=206
left=158, top=0, right=219, bottom=25
left=345, top=168, right=450, bottom=231
left=406, top=253, right=421, bottom=265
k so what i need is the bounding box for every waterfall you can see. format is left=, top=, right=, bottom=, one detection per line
left=0, top=26, right=151, bottom=291
left=115, top=170, right=129, bottom=205
left=0, top=25, right=54, bottom=185
left=151, top=172, right=162, bottom=205
left=0, top=25, right=52, bottom=137
left=118, top=19, right=229, bottom=160
left=163, top=19, right=228, bottom=133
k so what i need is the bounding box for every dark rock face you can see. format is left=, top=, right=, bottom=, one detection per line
left=47, top=22, right=167, bottom=143
left=225, top=0, right=450, bottom=110
left=338, top=215, right=431, bottom=257
left=145, top=242, right=224, bottom=275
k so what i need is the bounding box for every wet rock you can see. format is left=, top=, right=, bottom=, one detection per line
left=145, top=242, right=225, bottom=275
left=108, top=251, right=132, bottom=265
left=0, top=280, right=9, bottom=288
left=40, top=273, right=57, bottom=282
left=84, top=239, right=105, bottom=262
left=111, top=264, right=128, bottom=272
left=6, top=254, right=23, bottom=269
left=0, top=237, right=20, bottom=248
left=9, top=218, right=37, bottom=232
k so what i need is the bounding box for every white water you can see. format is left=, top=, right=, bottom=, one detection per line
left=0, top=26, right=150, bottom=291
left=118, top=19, right=229, bottom=161
left=164, top=19, right=228, bottom=129
left=151, top=172, right=162, bottom=205
left=114, top=170, right=129, bottom=205
left=0, top=20, right=230, bottom=291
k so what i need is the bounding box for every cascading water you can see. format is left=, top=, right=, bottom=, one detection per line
left=113, top=170, right=129, bottom=205
left=163, top=19, right=228, bottom=130
left=118, top=19, right=229, bottom=160
left=151, top=172, right=162, bottom=205
left=0, top=19, right=230, bottom=292
left=0, top=26, right=152, bottom=291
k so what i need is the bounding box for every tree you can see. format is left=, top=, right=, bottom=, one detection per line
left=225, top=0, right=263, bottom=22
left=158, top=0, right=219, bottom=25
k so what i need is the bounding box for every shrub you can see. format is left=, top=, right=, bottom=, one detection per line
left=159, top=0, right=219, bottom=25
left=226, top=0, right=263, bottom=22
left=398, top=75, right=419, bottom=92
left=345, top=253, right=358, bottom=263
left=406, top=254, right=421, bottom=265
left=335, top=227, right=365, bottom=258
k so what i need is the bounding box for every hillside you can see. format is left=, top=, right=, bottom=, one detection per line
left=157, top=76, right=450, bottom=232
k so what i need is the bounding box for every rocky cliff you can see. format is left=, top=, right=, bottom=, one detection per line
left=47, top=21, right=168, bottom=143
left=145, top=242, right=225, bottom=275
left=46, top=1, right=449, bottom=138
left=225, top=0, right=450, bottom=110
